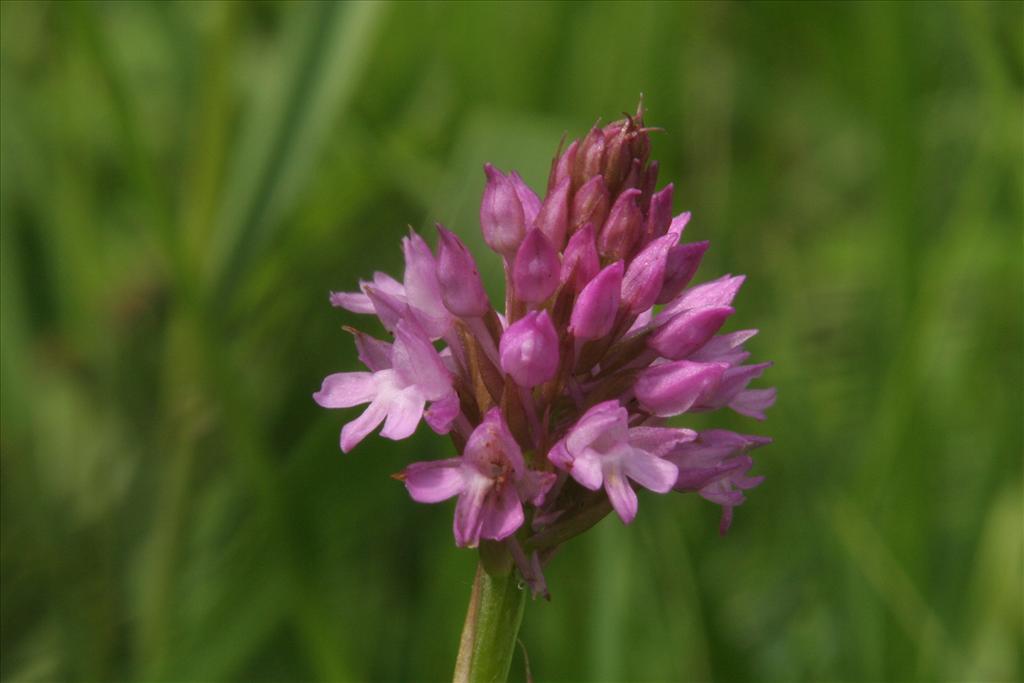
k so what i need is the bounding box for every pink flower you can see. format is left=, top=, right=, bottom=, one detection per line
left=547, top=400, right=690, bottom=524
left=666, top=430, right=769, bottom=534
left=329, top=231, right=452, bottom=340
left=401, top=409, right=555, bottom=547
left=317, top=104, right=775, bottom=579
left=313, top=320, right=458, bottom=452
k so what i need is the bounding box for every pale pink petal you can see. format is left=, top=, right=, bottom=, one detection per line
left=623, top=450, right=678, bottom=494
left=569, top=448, right=604, bottom=490
left=424, top=391, right=460, bottom=434
left=565, top=401, right=628, bottom=455
left=729, top=388, right=777, bottom=420
left=313, top=372, right=375, bottom=408
left=603, top=466, right=639, bottom=524
left=330, top=290, right=374, bottom=313
left=403, top=458, right=466, bottom=503
left=379, top=388, right=426, bottom=440
left=461, top=409, right=530, bottom=482
left=453, top=475, right=490, bottom=547
left=364, top=285, right=407, bottom=332
left=391, top=320, right=451, bottom=399
left=480, top=484, right=525, bottom=541
left=659, top=274, right=745, bottom=320
left=340, top=398, right=389, bottom=452
left=350, top=331, right=393, bottom=372
left=628, top=426, right=696, bottom=457
left=402, top=231, right=451, bottom=338
left=546, top=440, right=572, bottom=470
left=690, top=329, right=759, bottom=363
left=667, top=211, right=691, bottom=239
left=371, top=271, right=406, bottom=297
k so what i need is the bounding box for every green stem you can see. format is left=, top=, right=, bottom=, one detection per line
left=453, top=551, right=526, bottom=683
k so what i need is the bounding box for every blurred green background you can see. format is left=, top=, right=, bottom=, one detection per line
left=1, top=1, right=1021, bottom=681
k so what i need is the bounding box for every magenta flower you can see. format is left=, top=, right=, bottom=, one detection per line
left=401, top=408, right=555, bottom=547
left=313, top=319, right=458, bottom=452
left=315, top=103, right=774, bottom=598
left=548, top=401, right=689, bottom=523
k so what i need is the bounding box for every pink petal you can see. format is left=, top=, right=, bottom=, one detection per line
left=604, top=467, right=639, bottom=524
left=729, top=388, right=777, bottom=420
left=635, top=361, right=728, bottom=417
left=667, top=211, right=691, bottom=239
left=453, top=475, right=490, bottom=547
left=403, top=458, right=466, bottom=503
left=363, top=285, right=407, bottom=332
left=313, top=372, right=375, bottom=408
left=379, top=388, right=426, bottom=441
left=424, top=391, right=460, bottom=434
left=464, top=408, right=525, bottom=473
left=689, top=329, right=759, bottom=363
left=340, top=398, right=389, bottom=452
left=480, top=484, right=525, bottom=541
left=628, top=426, right=696, bottom=457
left=696, top=362, right=772, bottom=410
left=391, top=320, right=452, bottom=400
left=659, top=274, right=745, bottom=320
left=370, top=271, right=406, bottom=297
left=330, top=290, right=374, bottom=313
left=402, top=231, right=450, bottom=338
left=623, top=450, right=678, bottom=494
left=569, top=448, right=605, bottom=491
left=350, top=331, right=393, bottom=372
left=565, top=401, right=628, bottom=455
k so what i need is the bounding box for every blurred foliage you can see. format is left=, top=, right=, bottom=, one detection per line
left=1, top=1, right=1022, bottom=681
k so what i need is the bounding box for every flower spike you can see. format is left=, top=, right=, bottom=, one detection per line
left=316, top=105, right=774, bottom=598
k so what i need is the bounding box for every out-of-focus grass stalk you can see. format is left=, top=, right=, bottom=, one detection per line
left=206, top=1, right=385, bottom=305
left=830, top=496, right=962, bottom=677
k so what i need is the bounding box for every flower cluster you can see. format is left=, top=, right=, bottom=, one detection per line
left=315, top=105, right=774, bottom=595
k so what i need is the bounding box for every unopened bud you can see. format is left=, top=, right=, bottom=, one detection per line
left=649, top=306, right=734, bottom=360
left=573, top=126, right=606, bottom=188
left=657, top=240, right=709, bottom=305
left=621, top=234, right=674, bottom=314
left=509, top=171, right=541, bottom=229
left=570, top=261, right=623, bottom=341
left=500, top=310, right=560, bottom=387
left=598, top=188, right=643, bottom=261
left=635, top=360, right=728, bottom=417
left=480, top=163, right=526, bottom=257
left=549, top=139, right=578, bottom=194
left=560, top=223, right=600, bottom=292
left=513, top=228, right=560, bottom=304
left=535, top=176, right=570, bottom=250
left=645, top=184, right=674, bottom=243
left=571, top=175, right=611, bottom=234
left=602, top=120, right=632, bottom=193
left=436, top=225, right=490, bottom=318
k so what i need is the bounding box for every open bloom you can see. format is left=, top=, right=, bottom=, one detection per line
left=315, top=103, right=774, bottom=589
left=313, top=319, right=458, bottom=452
left=548, top=401, right=690, bottom=523
left=401, top=409, right=555, bottom=547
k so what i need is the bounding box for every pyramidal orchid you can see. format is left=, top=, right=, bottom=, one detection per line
left=314, top=104, right=774, bottom=682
